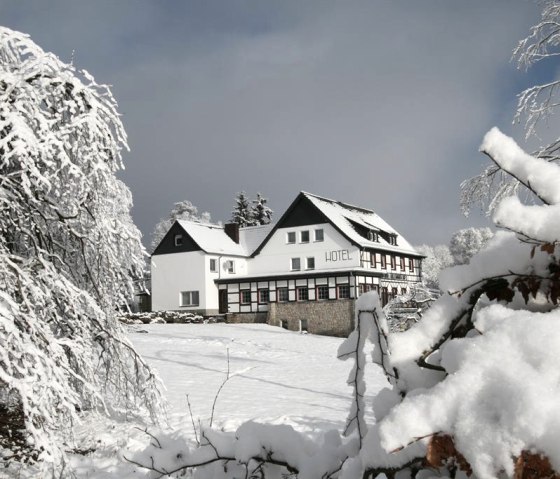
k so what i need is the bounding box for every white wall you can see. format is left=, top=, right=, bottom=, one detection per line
left=249, top=223, right=360, bottom=276
left=151, top=251, right=206, bottom=311
left=152, top=251, right=247, bottom=311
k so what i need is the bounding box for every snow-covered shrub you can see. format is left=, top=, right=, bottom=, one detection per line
left=0, top=27, right=163, bottom=471
left=383, top=283, right=437, bottom=333
left=119, top=311, right=208, bottom=324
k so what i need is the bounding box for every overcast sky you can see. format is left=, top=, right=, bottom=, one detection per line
left=1, top=1, right=550, bottom=246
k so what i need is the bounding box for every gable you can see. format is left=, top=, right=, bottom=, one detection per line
left=276, top=194, right=329, bottom=228
left=152, top=222, right=201, bottom=256
left=251, top=193, right=332, bottom=257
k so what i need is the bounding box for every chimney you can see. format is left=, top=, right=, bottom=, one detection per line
left=225, top=223, right=239, bottom=244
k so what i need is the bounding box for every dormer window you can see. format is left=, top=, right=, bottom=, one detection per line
left=389, top=235, right=397, bottom=246
left=367, top=231, right=378, bottom=242
left=174, top=234, right=183, bottom=246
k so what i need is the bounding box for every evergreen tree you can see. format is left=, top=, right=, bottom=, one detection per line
left=251, top=193, right=273, bottom=225
left=231, top=191, right=254, bottom=227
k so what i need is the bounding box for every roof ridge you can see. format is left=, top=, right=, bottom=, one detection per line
left=177, top=219, right=223, bottom=229
left=239, top=223, right=275, bottom=231
left=304, top=191, right=375, bottom=215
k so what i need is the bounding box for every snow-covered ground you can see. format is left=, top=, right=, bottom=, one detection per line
left=65, top=323, right=386, bottom=478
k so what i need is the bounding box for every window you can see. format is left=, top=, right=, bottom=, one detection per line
left=225, top=260, right=235, bottom=273
left=297, top=287, right=308, bottom=301
left=287, top=231, right=296, bottom=244
left=390, top=255, right=396, bottom=270
left=210, top=259, right=217, bottom=272
left=174, top=234, right=183, bottom=246
left=300, top=230, right=310, bottom=243
left=338, top=284, right=350, bottom=299
left=180, top=291, right=199, bottom=307
left=291, top=257, right=301, bottom=271
left=400, top=257, right=405, bottom=271
left=240, top=290, right=251, bottom=304
left=300, top=319, right=308, bottom=332
left=314, top=229, right=324, bottom=242
left=367, top=231, right=378, bottom=242
left=409, top=258, right=414, bottom=272
left=381, top=254, right=387, bottom=269
left=370, top=252, right=377, bottom=268
left=359, top=284, right=373, bottom=296
left=258, top=289, right=269, bottom=304
left=389, top=235, right=397, bottom=246
left=306, top=257, right=315, bottom=270
left=392, top=287, right=398, bottom=299
left=276, top=288, right=288, bottom=303
left=277, top=288, right=289, bottom=302
left=317, top=285, right=329, bottom=300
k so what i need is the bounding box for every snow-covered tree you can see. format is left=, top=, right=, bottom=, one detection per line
left=150, top=200, right=212, bottom=252
left=251, top=192, right=273, bottom=225
left=231, top=191, right=254, bottom=227
left=0, top=27, right=163, bottom=471
left=449, top=226, right=494, bottom=265
left=414, top=243, right=453, bottom=289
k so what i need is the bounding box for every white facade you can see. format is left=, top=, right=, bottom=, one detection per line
left=249, top=223, right=361, bottom=276
left=151, top=252, right=248, bottom=313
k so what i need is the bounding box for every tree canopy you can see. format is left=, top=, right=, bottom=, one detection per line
left=150, top=199, right=212, bottom=253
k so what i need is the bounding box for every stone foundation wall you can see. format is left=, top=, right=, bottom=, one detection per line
left=268, top=300, right=355, bottom=337
left=226, top=312, right=268, bottom=324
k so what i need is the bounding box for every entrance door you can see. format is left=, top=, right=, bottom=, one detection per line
left=219, top=289, right=228, bottom=314
left=381, top=287, right=389, bottom=306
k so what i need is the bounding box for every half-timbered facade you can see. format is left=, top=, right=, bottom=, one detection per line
left=151, top=192, right=423, bottom=335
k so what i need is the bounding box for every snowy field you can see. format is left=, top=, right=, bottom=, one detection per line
left=65, top=323, right=387, bottom=478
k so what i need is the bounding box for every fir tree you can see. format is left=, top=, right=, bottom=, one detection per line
left=231, top=191, right=254, bottom=227
left=251, top=193, right=273, bottom=225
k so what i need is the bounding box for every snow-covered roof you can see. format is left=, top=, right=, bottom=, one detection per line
left=302, top=192, right=420, bottom=255
left=176, top=220, right=246, bottom=256
left=176, top=192, right=419, bottom=257
left=239, top=223, right=274, bottom=256
left=175, top=220, right=274, bottom=256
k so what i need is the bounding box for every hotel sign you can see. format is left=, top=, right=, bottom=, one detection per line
left=325, top=249, right=353, bottom=262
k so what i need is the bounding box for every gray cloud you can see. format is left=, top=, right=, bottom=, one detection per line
left=0, top=1, right=542, bottom=246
